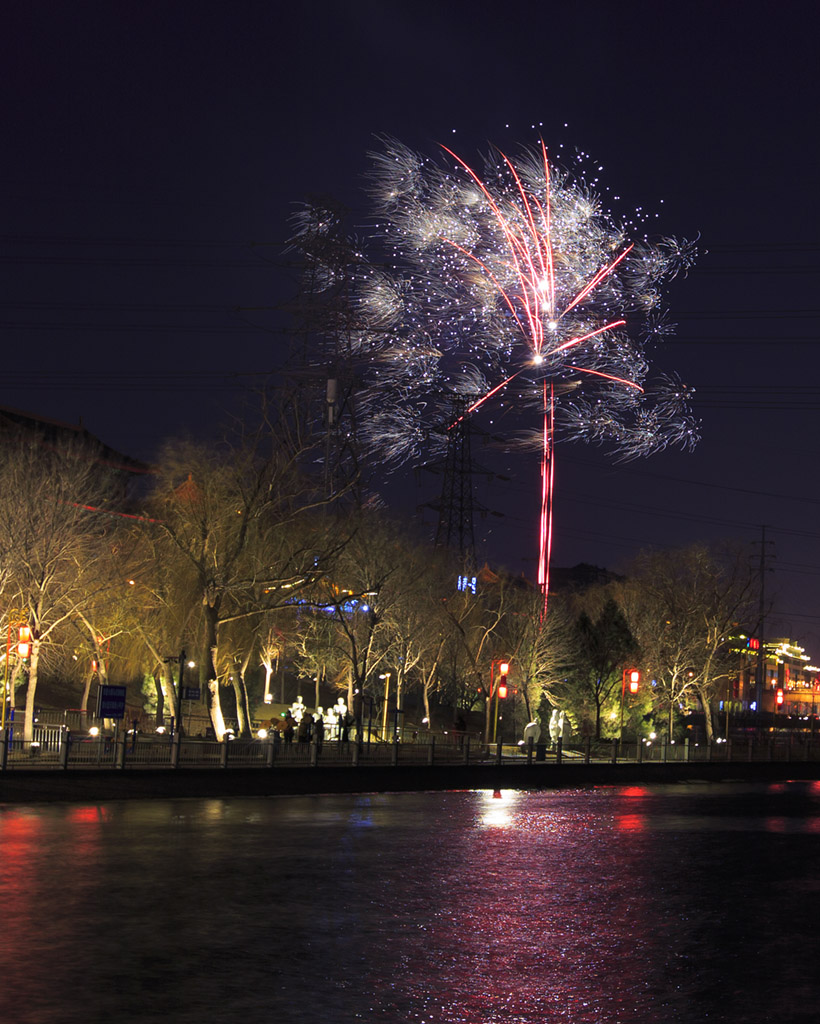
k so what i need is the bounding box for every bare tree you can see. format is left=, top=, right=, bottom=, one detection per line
left=438, top=567, right=522, bottom=745
left=146, top=403, right=341, bottom=740
left=296, top=513, right=406, bottom=740
left=497, top=584, right=574, bottom=725
left=290, top=511, right=460, bottom=742
left=0, top=437, right=126, bottom=740
left=618, top=543, right=757, bottom=742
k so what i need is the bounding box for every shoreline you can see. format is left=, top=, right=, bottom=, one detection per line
left=3, top=759, right=820, bottom=803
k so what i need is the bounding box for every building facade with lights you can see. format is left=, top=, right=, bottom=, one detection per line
left=728, top=635, right=820, bottom=717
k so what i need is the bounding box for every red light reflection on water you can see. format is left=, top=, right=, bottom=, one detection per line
left=66, top=804, right=109, bottom=825
left=0, top=811, right=43, bottom=915
left=765, top=815, right=820, bottom=833
left=620, top=785, right=651, bottom=798
left=615, top=813, right=647, bottom=831
left=61, top=804, right=106, bottom=862
left=614, top=785, right=650, bottom=830
left=0, top=805, right=104, bottom=922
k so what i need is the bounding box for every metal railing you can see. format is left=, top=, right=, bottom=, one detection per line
left=3, top=730, right=820, bottom=772
left=0, top=731, right=479, bottom=770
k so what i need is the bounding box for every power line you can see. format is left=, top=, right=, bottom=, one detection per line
left=559, top=453, right=820, bottom=508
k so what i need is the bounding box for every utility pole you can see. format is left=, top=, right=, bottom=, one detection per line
left=282, top=199, right=362, bottom=504
left=754, top=525, right=774, bottom=712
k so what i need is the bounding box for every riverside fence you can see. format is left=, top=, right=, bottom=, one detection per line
left=3, top=729, right=820, bottom=772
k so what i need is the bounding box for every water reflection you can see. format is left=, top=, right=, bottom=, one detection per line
left=1, top=783, right=819, bottom=1023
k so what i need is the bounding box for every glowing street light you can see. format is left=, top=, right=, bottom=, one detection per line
left=379, top=672, right=391, bottom=741
left=3, top=609, right=30, bottom=732
left=620, top=668, right=641, bottom=741
left=491, top=660, right=510, bottom=745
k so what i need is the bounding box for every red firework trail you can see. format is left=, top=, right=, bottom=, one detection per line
left=539, top=382, right=555, bottom=619
left=441, top=143, right=640, bottom=606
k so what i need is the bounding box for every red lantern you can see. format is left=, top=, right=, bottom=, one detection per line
left=17, top=625, right=32, bottom=660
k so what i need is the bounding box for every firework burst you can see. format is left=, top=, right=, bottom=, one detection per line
left=292, top=138, right=699, bottom=600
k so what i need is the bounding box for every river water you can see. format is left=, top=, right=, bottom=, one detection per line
left=1, top=782, right=819, bottom=1023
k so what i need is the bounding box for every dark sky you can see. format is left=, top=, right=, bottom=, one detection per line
left=5, top=2, right=820, bottom=649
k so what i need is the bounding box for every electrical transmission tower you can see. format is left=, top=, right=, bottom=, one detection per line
left=424, top=397, right=498, bottom=571
left=284, top=199, right=361, bottom=503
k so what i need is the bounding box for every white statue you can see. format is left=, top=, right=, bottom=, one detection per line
left=548, top=709, right=560, bottom=747
left=523, top=718, right=541, bottom=745
left=558, top=710, right=573, bottom=741
left=289, top=695, right=306, bottom=723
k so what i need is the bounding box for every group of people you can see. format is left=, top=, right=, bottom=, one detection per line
left=271, top=696, right=352, bottom=749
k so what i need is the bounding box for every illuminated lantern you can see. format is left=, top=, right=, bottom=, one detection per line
left=497, top=682, right=508, bottom=699
left=17, top=625, right=32, bottom=660
left=776, top=688, right=784, bottom=706
left=628, top=669, right=641, bottom=694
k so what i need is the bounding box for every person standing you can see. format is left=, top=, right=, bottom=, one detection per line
left=283, top=713, right=295, bottom=744
left=297, top=713, right=312, bottom=744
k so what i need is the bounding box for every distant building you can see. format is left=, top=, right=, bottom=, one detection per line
left=0, top=404, right=150, bottom=479
left=727, top=633, right=820, bottom=715
left=549, top=563, right=624, bottom=592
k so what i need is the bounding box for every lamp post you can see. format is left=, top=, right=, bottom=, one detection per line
left=379, top=672, right=391, bottom=741
left=354, top=687, right=376, bottom=750
left=176, top=650, right=186, bottom=735
left=491, top=661, right=509, bottom=745
left=619, top=668, right=641, bottom=741
left=164, top=651, right=194, bottom=736
left=3, top=608, right=30, bottom=733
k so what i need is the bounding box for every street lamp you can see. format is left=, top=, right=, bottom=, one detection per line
left=619, top=668, right=640, bottom=741
left=3, top=609, right=30, bottom=733
left=163, top=650, right=192, bottom=736
left=354, top=688, right=375, bottom=750
left=379, top=673, right=391, bottom=741
left=491, top=660, right=509, bottom=745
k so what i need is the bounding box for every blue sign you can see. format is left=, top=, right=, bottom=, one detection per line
left=96, top=685, right=127, bottom=719
left=457, top=574, right=477, bottom=594
left=182, top=687, right=201, bottom=701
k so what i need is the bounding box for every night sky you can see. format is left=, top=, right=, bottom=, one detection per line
left=5, top=3, right=820, bottom=648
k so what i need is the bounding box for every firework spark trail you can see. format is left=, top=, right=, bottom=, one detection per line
left=438, top=143, right=635, bottom=369
left=292, top=138, right=699, bottom=597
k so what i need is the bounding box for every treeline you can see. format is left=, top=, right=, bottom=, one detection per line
left=0, top=406, right=757, bottom=744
